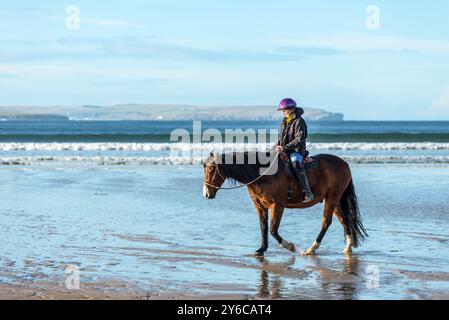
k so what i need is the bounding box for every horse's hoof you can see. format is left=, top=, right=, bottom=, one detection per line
left=343, top=247, right=352, bottom=255
left=301, top=248, right=316, bottom=256
left=286, top=243, right=296, bottom=252
left=254, top=249, right=266, bottom=257
left=281, top=241, right=296, bottom=253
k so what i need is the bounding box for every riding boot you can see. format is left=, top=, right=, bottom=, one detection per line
left=292, top=161, right=314, bottom=203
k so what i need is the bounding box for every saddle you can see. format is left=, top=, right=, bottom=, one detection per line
left=280, top=151, right=318, bottom=172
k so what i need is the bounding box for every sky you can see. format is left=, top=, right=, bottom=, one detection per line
left=0, top=0, right=448, bottom=120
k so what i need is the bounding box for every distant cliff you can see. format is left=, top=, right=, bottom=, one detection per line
left=0, top=104, right=343, bottom=121
left=0, top=114, right=69, bottom=121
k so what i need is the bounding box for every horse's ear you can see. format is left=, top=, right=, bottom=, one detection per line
left=210, top=152, right=214, bottom=157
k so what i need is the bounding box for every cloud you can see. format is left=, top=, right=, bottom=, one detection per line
left=0, top=63, right=197, bottom=85
left=431, top=87, right=449, bottom=112
left=278, top=33, right=449, bottom=54
left=20, top=6, right=40, bottom=12
left=0, top=72, right=17, bottom=79
left=91, top=77, right=170, bottom=87
left=0, top=33, right=423, bottom=64
left=81, top=18, right=135, bottom=27
left=48, top=16, right=146, bottom=28
left=0, top=35, right=340, bottom=63
left=0, top=6, right=40, bottom=12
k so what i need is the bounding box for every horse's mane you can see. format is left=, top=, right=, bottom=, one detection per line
left=219, top=151, right=279, bottom=185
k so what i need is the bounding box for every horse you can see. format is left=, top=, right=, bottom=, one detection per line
left=203, top=151, right=367, bottom=256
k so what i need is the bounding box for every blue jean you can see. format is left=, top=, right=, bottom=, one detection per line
left=289, top=152, right=304, bottom=164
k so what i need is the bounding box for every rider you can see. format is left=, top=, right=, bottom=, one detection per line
left=275, top=98, right=314, bottom=203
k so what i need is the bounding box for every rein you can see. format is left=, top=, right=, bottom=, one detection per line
left=203, top=152, right=280, bottom=190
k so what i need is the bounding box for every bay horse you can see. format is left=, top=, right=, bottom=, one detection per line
left=203, top=151, right=367, bottom=256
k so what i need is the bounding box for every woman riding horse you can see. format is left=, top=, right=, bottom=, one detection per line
left=275, top=98, right=314, bottom=203
left=203, top=100, right=368, bottom=257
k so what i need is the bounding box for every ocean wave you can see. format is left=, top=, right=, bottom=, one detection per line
left=1, top=142, right=449, bottom=152
left=1, top=132, right=449, bottom=143
left=1, top=155, right=449, bottom=166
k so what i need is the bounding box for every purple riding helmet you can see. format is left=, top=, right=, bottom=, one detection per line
left=277, top=98, right=297, bottom=111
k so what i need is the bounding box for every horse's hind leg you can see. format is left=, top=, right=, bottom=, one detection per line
left=302, top=200, right=335, bottom=255
left=269, top=204, right=296, bottom=252
left=334, top=205, right=353, bottom=255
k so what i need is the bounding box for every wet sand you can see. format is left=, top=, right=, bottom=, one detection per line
left=1, top=164, right=449, bottom=299
left=1, top=248, right=448, bottom=300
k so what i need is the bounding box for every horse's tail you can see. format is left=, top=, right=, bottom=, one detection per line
left=340, top=179, right=368, bottom=247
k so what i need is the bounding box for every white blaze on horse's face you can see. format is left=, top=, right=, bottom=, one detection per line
left=203, top=184, right=209, bottom=198
left=203, top=166, right=218, bottom=199
left=203, top=160, right=212, bottom=199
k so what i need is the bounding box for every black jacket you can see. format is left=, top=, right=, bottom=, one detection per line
left=277, top=108, right=308, bottom=155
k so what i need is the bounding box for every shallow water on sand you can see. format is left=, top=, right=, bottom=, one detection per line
left=0, top=164, right=448, bottom=299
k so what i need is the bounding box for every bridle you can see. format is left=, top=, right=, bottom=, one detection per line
left=203, top=152, right=280, bottom=190
left=203, top=163, right=229, bottom=189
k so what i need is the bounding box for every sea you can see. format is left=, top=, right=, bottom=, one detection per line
left=1, top=120, right=449, bottom=165
left=1, top=120, right=449, bottom=299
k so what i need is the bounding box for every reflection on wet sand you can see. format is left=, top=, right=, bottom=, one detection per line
left=308, top=254, right=365, bottom=300
left=253, top=254, right=364, bottom=300
left=335, top=255, right=361, bottom=300
left=254, top=256, right=296, bottom=299
left=257, top=270, right=283, bottom=299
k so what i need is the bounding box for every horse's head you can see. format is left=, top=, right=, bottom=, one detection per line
left=203, top=152, right=225, bottom=199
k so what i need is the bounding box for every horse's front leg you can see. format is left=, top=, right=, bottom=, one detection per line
left=253, top=203, right=269, bottom=256
left=270, top=203, right=296, bottom=252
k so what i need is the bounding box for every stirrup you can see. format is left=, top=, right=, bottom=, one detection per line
left=302, top=193, right=314, bottom=203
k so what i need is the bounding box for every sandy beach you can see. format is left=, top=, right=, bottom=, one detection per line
left=1, top=163, right=448, bottom=299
